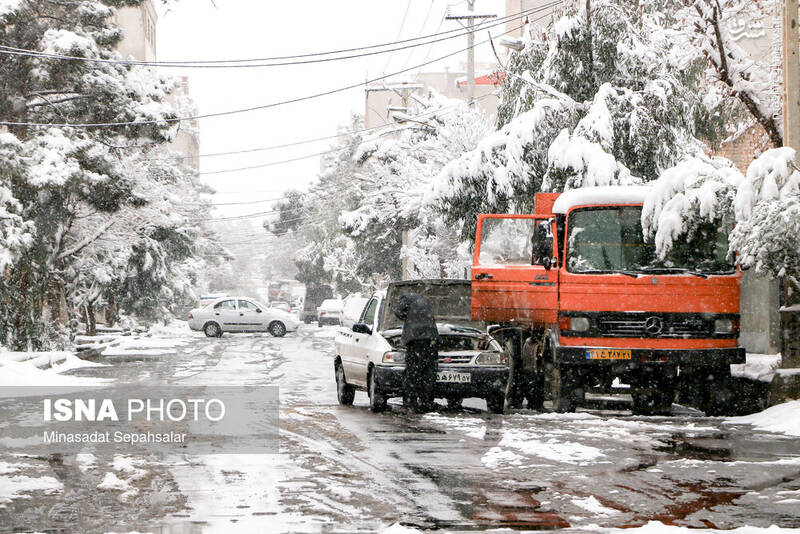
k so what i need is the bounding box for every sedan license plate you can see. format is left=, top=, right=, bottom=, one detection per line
left=586, top=349, right=632, bottom=360
left=437, top=371, right=471, bottom=383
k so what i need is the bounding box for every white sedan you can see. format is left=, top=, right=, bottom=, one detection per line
left=188, top=297, right=300, bottom=337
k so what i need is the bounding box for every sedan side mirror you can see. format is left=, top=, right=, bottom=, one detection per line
left=352, top=323, right=372, bottom=335
left=256, top=308, right=262, bottom=313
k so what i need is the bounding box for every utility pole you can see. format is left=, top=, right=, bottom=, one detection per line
left=467, top=0, right=476, bottom=104
left=781, top=0, right=800, bottom=373
left=784, top=0, right=800, bottom=151
left=445, top=3, right=495, bottom=106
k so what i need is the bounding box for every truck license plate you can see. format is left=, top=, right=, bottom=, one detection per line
left=437, top=371, right=471, bottom=383
left=586, top=349, right=632, bottom=360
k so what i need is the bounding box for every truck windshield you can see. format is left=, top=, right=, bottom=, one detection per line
left=566, top=207, right=734, bottom=275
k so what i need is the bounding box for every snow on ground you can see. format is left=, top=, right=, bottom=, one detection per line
left=725, top=400, right=800, bottom=437
left=594, top=521, right=800, bottom=533
left=731, top=353, right=782, bottom=382
left=0, top=473, right=62, bottom=505
left=0, top=359, right=111, bottom=392
left=498, top=428, right=606, bottom=464
left=382, top=523, right=423, bottom=533
left=75, top=453, right=97, bottom=473
left=422, top=413, right=487, bottom=439
left=572, top=495, right=620, bottom=516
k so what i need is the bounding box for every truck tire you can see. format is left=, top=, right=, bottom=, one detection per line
left=551, top=364, right=579, bottom=413
left=486, top=393, right=505, bottom=414
left=335, top=361, right=355, bottom=406
left=368, top=369, right=387, bottom=412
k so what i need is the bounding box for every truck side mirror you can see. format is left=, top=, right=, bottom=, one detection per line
left=542, top=256, right=552, bottom=271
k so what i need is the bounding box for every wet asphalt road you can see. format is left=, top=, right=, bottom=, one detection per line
left=1, top=325, right=799, bottom=533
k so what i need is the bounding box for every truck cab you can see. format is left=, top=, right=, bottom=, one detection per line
left=472, top=186, right=745, bottom=415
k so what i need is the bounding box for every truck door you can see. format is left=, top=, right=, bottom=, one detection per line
left=472, top=214, right=559, bottom=325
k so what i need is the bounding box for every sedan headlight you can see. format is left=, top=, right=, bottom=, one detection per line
left=476, top=351, right=507, bottom=365
left=382, top=351, right=406, bottom=364
left=714, top=318, right=734, bottom=334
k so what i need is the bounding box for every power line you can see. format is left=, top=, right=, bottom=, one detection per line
left=196, top=95, right=490, bottom=176
left=0, top=3, right=562, bottom=129
left=383, top=0, right=414, bottom=73
left=0, top=6, right=540, bottom=69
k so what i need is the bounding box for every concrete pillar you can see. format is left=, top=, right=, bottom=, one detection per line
left=739, top=270, right=782, bottom=354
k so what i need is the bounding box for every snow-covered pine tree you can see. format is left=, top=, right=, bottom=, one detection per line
left=341, top=94, right=491, bottom=279
left=431, top=0, right=732, bottom=241
left=0, top=0, right=212, bottom=347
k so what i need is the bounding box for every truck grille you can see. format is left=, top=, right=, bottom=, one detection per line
left=596, top=314, right=712, bottom=338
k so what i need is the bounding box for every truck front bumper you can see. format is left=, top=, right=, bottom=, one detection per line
left=372, top=365, right=508, bottom=399
left=555, top=346, right=745, bottom=367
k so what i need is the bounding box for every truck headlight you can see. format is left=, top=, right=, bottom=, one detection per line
left=476, top=351, right=506, bottom=365
left=382, top=351, right=405, bottom=364
left=569, top=317, right=590, bottom=332
left=714, top=318, right=734, bottom=334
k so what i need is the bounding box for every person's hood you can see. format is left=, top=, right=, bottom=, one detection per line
left=379, top=279, right=481, bottom=332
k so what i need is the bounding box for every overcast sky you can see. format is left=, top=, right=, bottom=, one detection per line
left=156, top=0, right=506, bottom=218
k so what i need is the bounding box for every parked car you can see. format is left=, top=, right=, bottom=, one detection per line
left=341, top=295, right=369, bottom=329
left=302, top=285, right=333, bottom=323
left=188, top=297, right=300, bottom=337
left=317, top=298, right=344, bottom=327
left=333, top=279, right=508, bottom=413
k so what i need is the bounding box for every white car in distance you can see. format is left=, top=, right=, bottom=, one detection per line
left=317, top=298, right=344, bottom=326
left=188, top=297, right=299, bottom=337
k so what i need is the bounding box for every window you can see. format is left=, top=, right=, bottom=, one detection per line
left=214, top=299, right=236, bottom=310
left=566, top=207, right=734, bottom=274
left=361, top=299, right=378, bottom=325
left=238, top=300, right=259, bottom=312
left=477, top=218, right=536, bottom=266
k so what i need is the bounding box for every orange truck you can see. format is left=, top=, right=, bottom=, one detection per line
left=471, top=186, right=744, bottom=415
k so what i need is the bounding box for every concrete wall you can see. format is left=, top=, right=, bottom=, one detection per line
left=740, top=270, right=782, bottom=354
left=114, top=1, right=157, bottom=62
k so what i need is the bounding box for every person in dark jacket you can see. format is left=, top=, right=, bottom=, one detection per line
left=394, top=292, right=440, bottom=412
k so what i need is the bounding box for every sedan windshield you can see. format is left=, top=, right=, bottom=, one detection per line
left=566, top=207, right=734, bottom=275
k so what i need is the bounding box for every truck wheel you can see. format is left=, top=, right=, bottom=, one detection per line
left=486, top=393, right=505, bottom=414
left=552, top=364, right=578, bottom=413
left=203, top=321, right=222, bottom=338
left=335, top=361, right=355, bottom=406
left=368, top=369, right=387, bottom=412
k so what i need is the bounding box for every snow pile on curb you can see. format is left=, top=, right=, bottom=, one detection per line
left=0, top=461, right=62, bottom=506
left=382, top=523, right=424, bottom=533
left=0, top=356, right=111, bottom=391
left=725, top=400, right=800, bottom=437
left=731, top=353, right=782, bottom=382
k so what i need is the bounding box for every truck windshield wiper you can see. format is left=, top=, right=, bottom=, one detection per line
left=638, top=267, right=708, bottom=279
left=578, top=269, right=639, bottom=278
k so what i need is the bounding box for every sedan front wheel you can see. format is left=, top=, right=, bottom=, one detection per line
left=203, top=322, right=222, bottom=338
left=268, top=321, right=287, bottom=337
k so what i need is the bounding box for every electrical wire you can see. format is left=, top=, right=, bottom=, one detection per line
left=0, top=3, right=563, bottom=128
left=0, top=5, right=545, bottom=69
left=383, top=0, right=413, bottom=73
left=195, top=94, right=491, bottom=176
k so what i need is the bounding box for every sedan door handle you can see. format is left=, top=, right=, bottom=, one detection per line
left=215, top=312, right=220, bottom=316
left=475, top=273, right=493, bottom=280
left=239, top=313, right=244, bottom=316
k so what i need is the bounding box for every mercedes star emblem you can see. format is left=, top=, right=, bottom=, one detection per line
left=644, top=316, right=664, bottom=335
